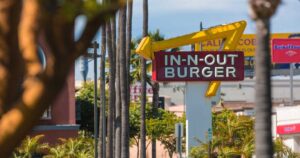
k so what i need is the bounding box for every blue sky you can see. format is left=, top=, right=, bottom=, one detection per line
left=75, top=0, right=300, bottom=81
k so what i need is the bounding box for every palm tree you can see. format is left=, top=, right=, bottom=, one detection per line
left=126, top=0, right=133, bottom=105
left=147, top=30, right=164, bottom=158
left=125, top=2, right=133, bottom=155
left=119, top=4, right=129, bottom=158
left=130, top=29, right=165, bottom=158
left=99, top=25, right=106, bottom=158
left=106, top=20, right=116, bottom=158
left=248, top=0, right=281, bottom=157
left=190, top=110, right=254, bottom=158
left=114, top=15, right=122, bottom=158
left=140, top=0, right=148, bottom=158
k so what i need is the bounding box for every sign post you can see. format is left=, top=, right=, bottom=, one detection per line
left=135, top=21, right=247, bottom=157
left=175, top=123, right=184, bottom=158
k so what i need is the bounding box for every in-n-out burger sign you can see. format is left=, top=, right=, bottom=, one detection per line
left=152, top=51, right=244, bottom=81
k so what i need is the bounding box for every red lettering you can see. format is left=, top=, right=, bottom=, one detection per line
left=252, top=39, right=256, bottom=45
left=238, top=39, right=244, bottom=45
left=244, top=39, right=251, bottom=45
left=213, top=40, right=218, bottom=46
left=207, top=40, right=213, bottom=46
left=133, top=95, right=139, bottom=101
left=133, top=86, right=138, bottom=93
left=137, top=86, right=142, bottom=93
left=147, top=88, right=153, bottom=94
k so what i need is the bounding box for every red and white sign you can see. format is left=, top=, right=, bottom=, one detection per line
left=272, top=39, right=300, bottom=63
left=130, top=84, right=153, bottom=101
left=277, top=123, right=300, bottom=135
left=152, top=51, right=244, bottom=82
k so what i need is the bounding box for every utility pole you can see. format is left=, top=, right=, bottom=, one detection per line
left=92, top=41, right=100, bottom=158
left=80, top=41, right=100, bottom=158
left=83, top=41, right=100, bottom=158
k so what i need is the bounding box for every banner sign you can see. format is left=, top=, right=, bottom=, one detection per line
left=201, top=33, right=297, bottom=57
left=152, top=51, right=244, bottom=82
left=277, top=123, right=300, bottom=135
left=272, top=39, right=300, bottom=63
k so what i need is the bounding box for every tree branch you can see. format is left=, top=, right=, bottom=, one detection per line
left=0, top=0, right=24, bottom=114
left=73, top=0, right=125, bottom=60
left=0, top=0, right=124, bottom=156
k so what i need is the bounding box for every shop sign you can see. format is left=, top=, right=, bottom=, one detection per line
left=201, top=33, right=296, bottom=57
left=272, top=39, right=300, bottom=63
left=152, top=51, right=244, bottom=82
left=130, top=84, right=153, bottom=101
left=277, top=123, right=300, bottom=135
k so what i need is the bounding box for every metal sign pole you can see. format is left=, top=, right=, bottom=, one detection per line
left=175, top=123, right=183, bottom=158
left=290, top=63, right=294, bottom=106
left=288, top=34, right=300, bottom=106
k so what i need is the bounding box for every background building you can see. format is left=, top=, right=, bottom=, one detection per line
left=31, top=69, right=79, bottom=144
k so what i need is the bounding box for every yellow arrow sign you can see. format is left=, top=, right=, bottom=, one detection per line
left=136, top=20, right=247, bottom=96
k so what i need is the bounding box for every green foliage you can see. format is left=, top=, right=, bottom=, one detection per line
left=274, top=138, right=300, bottom=158
left=40, top=0, right=119, bottom=21
left=189, top=138, right=210, bottom=158
left=157, top=111, right=185, bottom=158
left=13, top=135, right=48, bottom=158
left=13, top=131, right=95, bottom=158
left=191, top=110, right=253, bottom=158
left=75, top=82, right=107, bottom=133
left=76, top=82, right=97, bottom=133
left=45, top=131, right=94, bottom=158
left=190, top=110, right=299, bottom=158
left=76, top=82, right=97, bottom=103
left=129, top=103, right=154, bottom=141
left=129, top=103, right=185, bottom=158
left=129, top=103, right=142, bottom=141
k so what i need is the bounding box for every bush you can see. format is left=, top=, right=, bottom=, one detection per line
left=13, top=135, right=48, bottom=158
left=45, top=131, right=94, bottom=158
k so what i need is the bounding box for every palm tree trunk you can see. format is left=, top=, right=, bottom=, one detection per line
left=111, top=17, right=117, bottom=55
left=254, top=18, right=273, bottom=158
left=136, top=138, right=140, bottom=158
left=99, top=25, right=106, bottom=158
left=115, top=16, right=122, bottom=158
left=106, top=20, right=116, bottom=158
left=140, top=0, right=148, bottom=158
left=168, top=150, right=173, bottom=158
left=110, top=16, right=117, bottom=158
left=151, top=82, right=159, bottom=158
left=120, top=5, right=129, bottom=158
left=126, top=0, right=133, bottom=106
